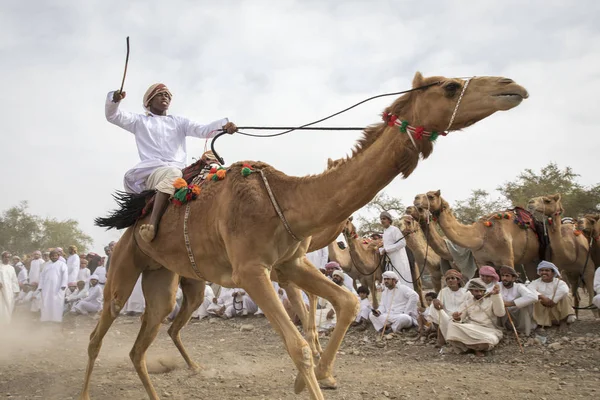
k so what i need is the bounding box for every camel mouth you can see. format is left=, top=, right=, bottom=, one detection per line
left=493, top=93, right=526, bottom=99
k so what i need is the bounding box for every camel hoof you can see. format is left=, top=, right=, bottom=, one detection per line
left=294, top=373, right=306, bottom=394
left=318, top=376, right=338, bottom=390
left=139, top=224, right=156, bottom=242
left=188, top=362, right=203, bottom=373
left=78, top=393, right=91, bottom=400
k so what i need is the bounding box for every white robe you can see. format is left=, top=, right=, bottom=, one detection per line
left=0, top=264, right=19, bottom=325
left=225, top=289, right=258, bottom=317
left=77, top=268, right=91, bottom=284
left=369, top=285, right=419, bottom=332
left=306, top=247, right=329, bottom=269
left=380, top=225, right=412, bottom=288
left=28, top=258, right=44, bottom=285
left=39, top=260, right=68, bottom=322
left=356, top=297, right=372, bottom=322
left=445, top=293, right=506, bottom=351
left=72, top=284, right=103, bottom=314
left=593, top=267, right=600, bottom=309
left=66, top=254, right=80, bottom=284
left=498, top=283, right=537, bottom=335
left=105, top=92, right=228, bottom=193
left=527, top=278, right=569, bottom=302
left=15, top=264, right=28, bottom=285
left=192, top=284, right=215, bottom=319
left=427, top=287, right=468, bottom=338
left=123, top=276, right=145, bottom=313
left=94, top=266, right=107, bottom=285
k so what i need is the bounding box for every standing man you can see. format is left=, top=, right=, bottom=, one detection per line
left=378, top=211, right=411, bottom=288
left=39, top=250, right=68, bottom=323
left=369, top=271, right=419, bottom=333
left=105, top=84, right=237, bottom=242
left=66, top=245, right=80, bottom=287
left=497, top=266, right=537, bottom=335
left=28, top=250, right=44, bottom=288
left=0, top=251, right=20, bottom=324
left=103, top=245, right=112, bottom=273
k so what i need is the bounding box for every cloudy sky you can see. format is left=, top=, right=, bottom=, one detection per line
left=1, top=0, right=598, bottom=252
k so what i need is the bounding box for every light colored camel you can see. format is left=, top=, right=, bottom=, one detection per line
left=397, top=215, right=442, bottom=292
left=577, top=214, right=600, bottom=268
left=81, top=72, right=528, bottom=400
left=528, top=194, right=596, bottom=314
left=341, top=219, right=383, bottom=309
left=417, top=190, right=541, bottom=279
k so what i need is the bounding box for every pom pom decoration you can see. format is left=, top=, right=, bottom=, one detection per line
left=547, top=217, right=553, bottom=225
left=216, top=169, right=227, bottom=179
left=399, top=120, right=409, bottom=133
left=173, top=178, right=188, bottom=190
left=574, top=230, right=582, bottom=236
left=429, top=131, right=439, bottom=142
left=171, top=179, right=201, bottom=206
left=483, top=221, right=493, bottom=227
left=241, top=163, right=254, bottom=177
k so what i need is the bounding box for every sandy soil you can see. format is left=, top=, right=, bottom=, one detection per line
left=0, top=307, right=599, bottom=400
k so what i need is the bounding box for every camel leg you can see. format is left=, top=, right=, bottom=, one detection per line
left=130, top=267, right=179, bottom=400
left=237, top=265, right=324, bottom=400
left=582, top=260, right=599, bottom=318
left=276, top=259, right=358, bottom=393
left=80, top=232, right=143, bottom=400
left=366, top=275, right=379, bottom=310
left=167, top=277, right=206, bottom=371
left=281, top=284, right=322, bottom=359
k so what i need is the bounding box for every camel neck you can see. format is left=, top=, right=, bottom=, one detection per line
left=436, top=208, right=484, bottom=250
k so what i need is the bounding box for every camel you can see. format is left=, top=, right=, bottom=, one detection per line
left=397, top=215, right=442, bottom=292
left=81, top=72, right=528, bottom=400
left=341, top=218, right=384, bottom=309
left=577, top=214, right=600, bottom=268
left=417, top=190, right=541, bottom=279
left=528, top=194, right=596, bottom=314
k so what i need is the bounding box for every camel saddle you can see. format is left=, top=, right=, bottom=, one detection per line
left=511, top=206, right=549, bottom=261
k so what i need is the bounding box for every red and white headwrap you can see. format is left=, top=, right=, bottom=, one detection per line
left=143, top=83, right=172, bottom=111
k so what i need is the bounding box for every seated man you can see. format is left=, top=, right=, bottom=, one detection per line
left=417, top=291, right=437, bottom=338
left=527, top=261, right=575, bottom=331
left=593, top=266, right=600, bottom=310
left=324, top=261, right=355, bottom=290
left=352, top=285, right=372, bottom=331
left=429, top=269, right=468, bottom=347
left=497, top=266, right=537, bottom=335
left=446, top=278, right=505, bottom=357
left=467, top=265, right=499, bottom=292
left=332, top=270, right=357, bottom=295
left=207, top=287, right=235, bottom=318
left=71, top=275, right=103, bottom=315
left=65, top=281, right=88, bottom=313
left=105, top=84, right=237, bottom=242
left=369, top=271, right=419, bottom=334
left=191, top=283, right=216, bottom=321
left=226, top=288, right=259, bottom=318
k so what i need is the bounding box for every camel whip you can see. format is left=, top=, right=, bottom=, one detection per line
left=506, top=310, right=524, bottom=354
left=119, top=36, right=130, bottom=94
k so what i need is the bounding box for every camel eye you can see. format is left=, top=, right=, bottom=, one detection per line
left=444, top=82, right=461, bottom=96
left=543, top=199, right=550, bottom=204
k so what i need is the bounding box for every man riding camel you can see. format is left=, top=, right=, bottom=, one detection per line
left=105, top=84, right=237, bottom=242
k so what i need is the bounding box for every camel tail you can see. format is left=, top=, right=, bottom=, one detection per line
left=95, top=190, right=155, bottom=230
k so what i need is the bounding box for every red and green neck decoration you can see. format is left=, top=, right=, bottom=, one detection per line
left=382, top=112, right=447, bottom=148
left=172, top=178, right=201, bottom=206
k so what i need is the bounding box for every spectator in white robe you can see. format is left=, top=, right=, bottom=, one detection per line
left=417, top=291, right=437, bottom=338
left=191, top=283, right=215, bottom=320
left=225, top=288, right=258, bottom=318
left=63, top=282, right=79, bottom=313
left=28, top=250, right=44, bottom=288
left=123, top=275, right=145, bottom=315
left=15, top=283, right=33, bottom=309
left=0, top=252, right=20, bottom=324
left=325, top=262, right=355, bottom=290
left=352, top=285, right=372, bottom=330
left=56, top=247, right=66, bottom=263
left=77, top=259, right=91, bottom=287
left=94, top=262, right=107, bottom=288
left=306, top=247, right=329, bottom=270
left=167, top=286, right=184, bottom=320
left=378, top=212, right=412, bottom=289
left=527, top=261, right=575, bottom=330
left=332, top=270, right=358, bottom=295
left=12, top=256, right=28, bottom=287
left=66, top=245, right=81, bottom=286
left=593, top=267, right=600, bottom=309
left=39, top=250, right=68, bottom=323
left=71, top=275, right=103, bottom=315
left=207, top=287, right=235, bottom=318
left=369, top=271, right=419, bottom=333
left=497, top=266, right=537, bottom=335
left=429, top=269, right=468, bottom=347
left=446, top=278, right=505, bottom=357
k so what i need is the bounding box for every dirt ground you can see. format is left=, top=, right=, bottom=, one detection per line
left=0, top=307, right=599, bottom=400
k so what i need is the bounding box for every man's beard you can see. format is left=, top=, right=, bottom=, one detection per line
left=502, top=281, right=514, bottom=288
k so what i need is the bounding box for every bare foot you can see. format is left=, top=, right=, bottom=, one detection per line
left=474, top=350, right=486, bottom=357
left=139, top=224, right=156, bottom=242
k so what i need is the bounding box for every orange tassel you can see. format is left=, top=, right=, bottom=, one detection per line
left=173, top=178, right=188, bottom=190
left=484, top=221, right=493, bottom=227
left=191, top=185, right=201, bottom=196
left=206, top=173, right=215, bottom=181
left=216, top=169, right=227, bottom=179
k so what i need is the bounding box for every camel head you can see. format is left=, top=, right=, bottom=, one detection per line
left=398, top=215, right=420, bottom=235
left=405, top=206, right=421, bottom=221
left=577, top=214, right=600, bottom=236
left=419, top=190, right=449, bottom=214
left=342, top=217, right=359, bottom=240
left=527, top=194, right=564, bottom=217
left=413, top=194, right=430, bottom=210
left=385, top=72, right=528, bottom=136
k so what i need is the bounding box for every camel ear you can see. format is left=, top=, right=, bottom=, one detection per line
left=551, top=193, right=561, bottom=201
left=591, top=215, right=600, bottom=222
left=434, top=189, right=441, bottom=196
left=412, top=71, right=424, bottom=88
left=348, top=216, right=353, bottom=222
left=327, top=158, right=334, bottom=168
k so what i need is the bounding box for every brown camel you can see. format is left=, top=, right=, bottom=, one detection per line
left=418, top=190, right=541, bottom=279
left=527, top=194, right=596, bottom=315
left=577, top=214, right=600, bottom=268
left=397, top=215, right=442, bottom=292
left=341, top=218, right=383, bottom=309
left=81, top=72, right=527, bottom=400
left=406, top=204, right=454, bottom=262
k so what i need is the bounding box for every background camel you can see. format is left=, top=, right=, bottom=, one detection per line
left=528, top=194, right=596, bottom=316
left=82, top=72, right=528, bottom=400
left=398, top=215, right=442, bottom=292
left=419, top=190, right=541, bottom=279
left=577, top=214, right=600, bottom=268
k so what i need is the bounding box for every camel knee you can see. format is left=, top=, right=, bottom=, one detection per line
left=110, top=299, right=123, bottom=318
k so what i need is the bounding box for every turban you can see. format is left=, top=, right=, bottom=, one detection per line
left=33, top=250, right=41, bottom=256
left=499, top=266, right=518, bottom=277
left=90, top=274, right=99, bottom=281
left=332, top=270, right=344, bottom=279
left=68, top=282, right=78, bottom=287
left=143, top=83, right=172, bottom=111
left=56, top=247, right=63, bottom=252
left=444, top=269, right=463, bottom=285
left=537, top=260, right=561, bottom=277
left=466, top=278, right=487, bottom=291
left=380, top=211, right=393, bottom=221
left=1, top=251, right=10, bottom=257
left=382, top=271, right=399, bottom=281
left=325, top=261, right=341, bottom=270
left=479, top=266, right=499, bottom=282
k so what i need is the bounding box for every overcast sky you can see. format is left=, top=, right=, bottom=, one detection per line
left=1, top=0, right=598, bottom=252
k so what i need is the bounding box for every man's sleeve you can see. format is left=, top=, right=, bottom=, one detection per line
left=181, top=117, right=229, bottom=139
left=514, top=284, right=538, bottom=308
left=105, top=91, right=138, bottom=134
left=384, top=227, right=407, bottom=253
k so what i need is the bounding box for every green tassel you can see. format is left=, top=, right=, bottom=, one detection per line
left=241, top=167, right=253, bottom=177
left=400, top=120, right=409, bottom=133
left=212, top=174, right=219, bottom=182
left=429, top=131, right=439, bottom=141
left=173, top=188, right=188, bottom=203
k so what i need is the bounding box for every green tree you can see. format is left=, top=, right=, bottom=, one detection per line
left=498, top=163, right=600, bottom=216
left=39, top=218, right=93, bottom=253
left=355, top=192, right=405, bottom=236
left=453, top=189, right=510, bottom=224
